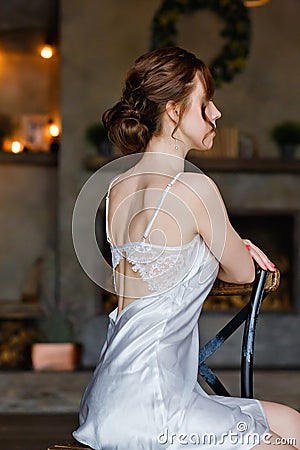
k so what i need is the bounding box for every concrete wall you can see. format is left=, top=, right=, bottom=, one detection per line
left=0, top=165, right=57, bottom=300
left=0, top=31, right=58, bottom=301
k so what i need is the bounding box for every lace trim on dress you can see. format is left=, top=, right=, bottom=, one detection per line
left=111, top=236, right=199, bottom=292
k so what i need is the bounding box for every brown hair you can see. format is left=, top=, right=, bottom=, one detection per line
left=102, top=47, right=215, bottom=155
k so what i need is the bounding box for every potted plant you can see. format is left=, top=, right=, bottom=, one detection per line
left=85, top=122, right=112, bottom=155
left=270, top=120, right=300, bottom=159
left=31, top=250, right=81, bottom=371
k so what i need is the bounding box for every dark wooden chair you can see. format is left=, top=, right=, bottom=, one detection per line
left=198, top=268, right=280, bottom=398
left=48, top=268, right=280, bottom=450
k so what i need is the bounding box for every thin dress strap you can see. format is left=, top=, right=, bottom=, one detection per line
left=105, top=174, right=123, bottom=245
left=105, top=171, right=182, bottom=246
left=142, top=172, right=182, bottom=242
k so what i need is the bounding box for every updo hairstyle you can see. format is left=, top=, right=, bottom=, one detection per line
left=102, top=47, right=215, bottom=155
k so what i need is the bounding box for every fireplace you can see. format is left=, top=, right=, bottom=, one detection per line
left=204, top=211, right=295, bottom=312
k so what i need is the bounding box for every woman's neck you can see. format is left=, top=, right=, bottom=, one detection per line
left=139, top=134, right=188, bottom=175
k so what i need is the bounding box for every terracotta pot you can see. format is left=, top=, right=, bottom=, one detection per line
left=31, top=342, right=80, bottom=371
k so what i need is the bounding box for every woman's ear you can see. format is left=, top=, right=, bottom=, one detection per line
left=165, top=100, right=179, bottom=123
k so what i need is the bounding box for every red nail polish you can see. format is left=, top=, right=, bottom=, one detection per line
left=246, top=244, right=251, bottom=250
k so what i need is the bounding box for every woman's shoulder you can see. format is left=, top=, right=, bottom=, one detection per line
left=108, top=170, right=222, bottom=206
left=108, top=169, right=137, bottom=196
left=177, top=171, right=222, bottom=202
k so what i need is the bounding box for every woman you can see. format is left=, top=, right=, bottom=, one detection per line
left=73, top=47, right=299, bottom=449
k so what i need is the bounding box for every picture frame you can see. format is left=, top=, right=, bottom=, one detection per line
left=21, top=114, right=49, bottom=151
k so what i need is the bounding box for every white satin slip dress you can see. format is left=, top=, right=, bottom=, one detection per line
left=73, top=172, right=269, bottom=449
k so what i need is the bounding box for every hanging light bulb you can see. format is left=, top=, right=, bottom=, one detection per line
left=40, top=45, right=54, bottom=59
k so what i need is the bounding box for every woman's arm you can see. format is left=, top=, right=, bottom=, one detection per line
left=216, top=224, right=256, bottom=284
left=184, top=173, right=276, bottom=284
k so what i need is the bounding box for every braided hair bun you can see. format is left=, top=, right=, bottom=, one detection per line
left=102, top=99, right=151, bottom=155
left=102, top=47, right=214, bottom=155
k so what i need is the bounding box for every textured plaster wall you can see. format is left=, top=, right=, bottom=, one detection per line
left=213, top=1, right=300, bottom=157
left=0, top=166, right=57, bottom=300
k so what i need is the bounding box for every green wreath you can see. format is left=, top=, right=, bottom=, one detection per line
left=150, top=0, right=251, bottom=87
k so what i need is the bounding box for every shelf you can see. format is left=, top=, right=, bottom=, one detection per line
left=187, top=156, right=300, bottom=173
left=0, top=301, right=43, bottom=319
left=84, top=154, right=300, bottom=174
left=84, top=154, right=119, bottom=171
left=0, top=152, right=58, bottom=166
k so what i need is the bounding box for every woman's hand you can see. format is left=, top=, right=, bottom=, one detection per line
left=243, top=239, right=276, bottom=272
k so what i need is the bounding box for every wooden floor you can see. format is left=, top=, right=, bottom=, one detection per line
left=1, top=370, right=299, bottom=449
left=0, top=414, right=80, bottom=450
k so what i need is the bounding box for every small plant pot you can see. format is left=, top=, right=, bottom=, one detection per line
left=96, top=141, right=112, bottom=156
left=31, top=342, right=80, bottom=371
left=279, top=144, right=297, bottom=160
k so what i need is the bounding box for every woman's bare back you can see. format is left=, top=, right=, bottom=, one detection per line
left=106, top=170, right=198, bottom=312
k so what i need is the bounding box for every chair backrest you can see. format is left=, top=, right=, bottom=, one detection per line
left=198, top=268, right=280, bottom=398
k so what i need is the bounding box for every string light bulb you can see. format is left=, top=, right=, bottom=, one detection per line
left=40, top=45, right=54, bottom=59
left=11, top=141, right=23, bottom=154
left=49, top=123, right=60, bottom=137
